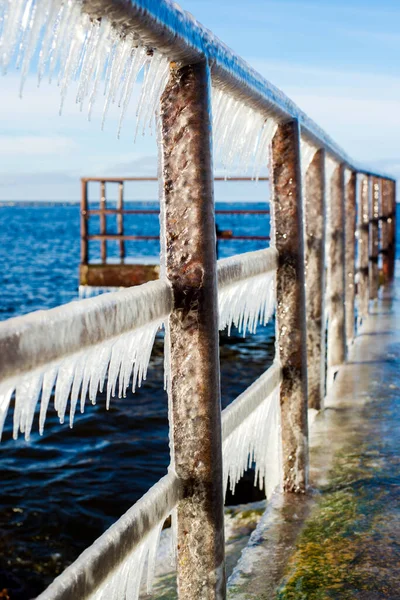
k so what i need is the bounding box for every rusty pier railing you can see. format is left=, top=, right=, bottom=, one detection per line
left=80, top=175, right=271, bottom=289
left=0, top=1, right=396, bottom=599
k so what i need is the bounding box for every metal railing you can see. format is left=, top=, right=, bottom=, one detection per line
left=0, top=1, right=396, bottom=600
left=80, top=176, right=270, bottom=265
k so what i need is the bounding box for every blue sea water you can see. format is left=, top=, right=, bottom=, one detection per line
left=0, top=201, right=273, bottom=598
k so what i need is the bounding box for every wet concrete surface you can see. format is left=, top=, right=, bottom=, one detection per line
left=228, top=282, right=400, bottom=599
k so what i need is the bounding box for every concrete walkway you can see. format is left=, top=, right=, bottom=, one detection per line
left=228, top=282, right=400, bottom=599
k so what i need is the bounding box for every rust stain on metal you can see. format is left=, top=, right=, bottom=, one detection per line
left=81, top=179, right=88, bottom=265
left=369, top=178, right=380, bottom=299
left=388, top=180, right=396, bottom=279
left=160, top=61, right=226, bottom=599
left=100, top=181, right=107, bottom=264
left=304, top=149, right=326, bottom=411
left=270, top=120, right=309, bottom=493
left=380, top=179, right=391, bottom=281
left=358, top=175, right=370, bottom=319
left=327, top=163, right=346, bottom=373
left=79, top=263, right=159, bottom=287
left=345, top=171, right=357, bottom=345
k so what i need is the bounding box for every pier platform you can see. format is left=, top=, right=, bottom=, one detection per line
left=228, top=278, right=400, bottom=599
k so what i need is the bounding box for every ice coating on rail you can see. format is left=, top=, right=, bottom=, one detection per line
left=221, top=366, right=282, bottom=498
left=35, top=473, right=180, bottom=600
left=0, top=319, right=162, bottom=441
left=90, top=520, right=164, bottom=600
left=324, top=155, right=339, bottom=297
left=300, top=139, right=318, bottom=180
left=212, top=87, right=277, bottom=177
left=0, top=0, right=170, bottom=136
left=217, top=249, right=277, bottom=335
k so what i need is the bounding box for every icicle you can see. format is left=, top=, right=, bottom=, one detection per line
left=0, top=383, right=15, bottom=441
left=212, top=86, right=277, bottom=177
left=222, top=379, right=281, bottom=498
left=218, top=270, right=275, bottom=335
left=90, top=519, right=164, bottom=600
left=0, top=319, right=162, bottom=441
left=0, top=0, right=170, bottom=138
left=300, top=138, right=318, bottom=181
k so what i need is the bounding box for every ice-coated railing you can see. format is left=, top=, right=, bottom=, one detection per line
left=0, top=251, right=277, bottom=441
left=0, top=0, right=397, bottom=599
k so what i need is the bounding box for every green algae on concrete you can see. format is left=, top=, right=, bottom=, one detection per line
left=228, top=287, right=400, bottom=600
left=277, top=364, right=400, bottom=599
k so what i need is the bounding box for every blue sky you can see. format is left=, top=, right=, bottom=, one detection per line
left=0, top=0, right=399, bottom=201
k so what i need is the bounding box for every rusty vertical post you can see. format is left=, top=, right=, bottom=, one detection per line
left=358, top=175, right=370, bottom=320
left=81, top=179, right=88, bottom=265
left=388, top=180, right=396, bottom=279
left=380, top=179, right=390, bottom=282
left=345, top=171, right=357, bottom=346
left=270, top=120, right=308, bottom=493
left=327, top=163, right=346, bottom=384
left=369, top=178, right=380, bottom=299
left=304, top=149, right=326, bottom=411
left=117, top=182, right=125, bottom=261
left=159, top=61, right=226, bottom=599
left=100, top=181, right=107, bottom=264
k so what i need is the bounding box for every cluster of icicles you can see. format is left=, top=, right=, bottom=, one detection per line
left=0, top=0, right=170, bottom=137
left=71, top=377, right=281, bottom=600
left=212, top=88, right=277, bottom=176
left=0, top=0, right=277, bottom=174
left=222, top=376, right=281, bottom=499
left=90, top=517, right=166, bottom=600
left=0, top=271, right=276, bottom=441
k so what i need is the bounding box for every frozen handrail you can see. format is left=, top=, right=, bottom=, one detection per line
left=0, top=252, right=278, bottom=384
left=221, top=362, right=281, bottom=440
left=217, top=248, right=277, bottom=289
left=36, top=472, right=182, bottom=600
left=83, top=0, right=393, bottom=180
left=0, top=280, right=173, bottom=382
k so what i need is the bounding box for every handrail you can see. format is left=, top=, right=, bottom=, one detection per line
left=0, top=250, right=276, bottom=383
left=221, top=362, right=281, bottom=439
left=35, top=361, right=282, bottom=600
left=36, top=472, right=183, bottom=600
left=82, top=176, right=269, bottom=182
left=0, top=2, right=397, bottom=599
left=0, top=280, right=173, bottom=382
left=83, top=0, right=393, bottom=181
left=218, top=248, right=277, bottom=288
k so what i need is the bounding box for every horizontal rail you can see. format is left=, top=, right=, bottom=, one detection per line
left=85, top=209, right=270, bottom=215
left=222, top=362, right=281, bottom=440
left=88, top=234, right=160, bottom=241
left=82, top=177, right=269, bottom=183
left=88, top=234, right=269, bottom=242
left=37, top=472, right=182, bottom=600
left=0, top=251, right=277, bottom=383
left=83, top=1, right=393, bottom=180
left=0, top=280, right=173, bottom=382
left=217, top=248, right=277, bottom=289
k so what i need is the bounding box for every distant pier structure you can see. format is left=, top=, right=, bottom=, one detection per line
left=79, top=176, right=270, bottom=290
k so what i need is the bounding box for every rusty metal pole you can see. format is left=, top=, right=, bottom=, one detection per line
left=380, top=179, right=390, bottom=282
left=357, top=175, right=370, bottom=320
left=100, top=181, right=107, bottom=264
left=304, top=149, right=326, bottom=411
left=345, top=171, right=357, bottom=346
left=117, top=182, right=125, bottom=261
left=270, top=120, right=308, bottom=493
left=388, top=180, right=396, bottom=279
left=327, top=163, right=346, bottom=385
left=369, top=178, right=380, bottom=299
left=159, top=61, right=226, bottom=599
left=81, top=179, right=88, bottom=265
